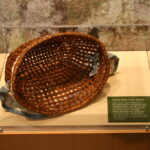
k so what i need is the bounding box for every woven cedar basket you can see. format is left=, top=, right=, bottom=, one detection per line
left=5, top=32, right=109, bottom=115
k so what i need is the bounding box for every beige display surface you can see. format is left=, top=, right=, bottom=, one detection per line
left=148, top=51, right=150, bottom=64
left=0, top=53, right=7, bottom=79
left=0, top=51, right=150, bottom=127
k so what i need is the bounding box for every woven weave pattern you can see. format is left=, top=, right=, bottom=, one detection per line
left=5, top=32, right=109, bottom=115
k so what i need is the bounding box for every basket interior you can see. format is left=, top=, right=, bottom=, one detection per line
left=12, top=34, right=107, bottom=114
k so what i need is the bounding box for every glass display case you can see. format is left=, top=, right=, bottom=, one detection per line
left=0, top=0, right=150, bottom=134
left=0, top=28, right=150, bottom=134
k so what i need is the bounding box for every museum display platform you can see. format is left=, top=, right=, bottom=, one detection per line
left=0, top=51, right=150, bottom=134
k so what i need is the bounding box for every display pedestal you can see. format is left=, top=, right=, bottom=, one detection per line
left=0, top=51, right=150, bottom=150
left=1, top=51, right=150, bottom=128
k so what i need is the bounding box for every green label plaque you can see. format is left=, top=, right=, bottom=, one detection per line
left=108, top=97, right=150, bottom=122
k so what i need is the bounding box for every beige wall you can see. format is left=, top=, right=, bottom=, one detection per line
left=0, top=0, right=150, bottom=52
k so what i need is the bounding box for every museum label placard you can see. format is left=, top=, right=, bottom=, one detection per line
left=108, top=97, right=150, bottom=122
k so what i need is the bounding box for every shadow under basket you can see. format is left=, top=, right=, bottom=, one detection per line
left=5, top=32, right=110, bottom=116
